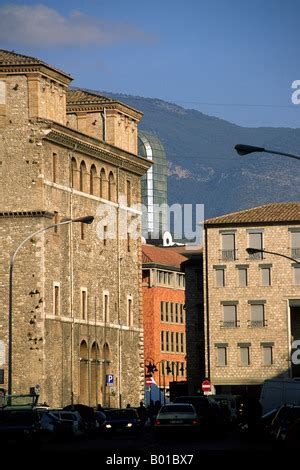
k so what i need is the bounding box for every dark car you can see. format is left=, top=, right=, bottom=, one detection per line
left=102, top=408, right=141, bottom=435
left=269, top=405, right=300, bottom=445
left=0, top=408, right=40, bottom=443
left=173, top=396, right=224, bottom=434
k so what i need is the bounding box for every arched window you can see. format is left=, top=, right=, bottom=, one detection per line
left=79, top=161, right=88, bottom=192
left=100, top=168, right=107, bottom=199
left=71, top=157, right=78, bottom=189
left=79, top=340, right=89, bottom=405
left=108, top=171, right=116, bottom=202
left=90, top=164, right=98, bottom=196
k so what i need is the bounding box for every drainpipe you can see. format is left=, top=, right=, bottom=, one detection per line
left=117, top=167, right=122, bottom=407
left=204, top=225, right=210, bottom=381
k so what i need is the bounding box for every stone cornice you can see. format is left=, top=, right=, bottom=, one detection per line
left=39, top=120, right=151, bottom=176
left=67, top=101, right=143, bottom=121
left=0, top=64, right=72, bottom=86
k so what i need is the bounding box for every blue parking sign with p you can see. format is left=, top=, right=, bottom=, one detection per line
left=106, top=374, right=114, bottom=386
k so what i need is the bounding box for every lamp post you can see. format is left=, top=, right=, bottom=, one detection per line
left=235, top=144, right=300, bottom=162
left=246, top=247, right=300, bottom=265
left=145, top=359, right=166, bottom=405
left=8, top=215, right=94, bottom=396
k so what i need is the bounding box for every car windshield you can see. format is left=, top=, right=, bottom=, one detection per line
left=105, top=409, right=138, bottom=419
left=160, top=405, right=194, bottom=413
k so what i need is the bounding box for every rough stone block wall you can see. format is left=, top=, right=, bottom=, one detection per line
left=0, top=63, right=149, bottom=408
left=205, top=224, right=299, bottom=386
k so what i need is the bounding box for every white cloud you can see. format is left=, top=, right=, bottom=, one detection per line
left=0, top=4, right=153, bottom=47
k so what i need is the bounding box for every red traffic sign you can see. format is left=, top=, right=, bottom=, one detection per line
left=145, top=376, right=154, bottom=385
left=201, top=379, right=211, bottom=393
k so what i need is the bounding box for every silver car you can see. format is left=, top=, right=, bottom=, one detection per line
left=155, top=403, right=200, bottom=434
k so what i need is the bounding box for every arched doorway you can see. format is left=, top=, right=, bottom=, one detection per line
left=79, top=340, right=89, bottom=405
left=91, top=342, right=101, bottom=407
left=103, top=343, right=111, bottom=407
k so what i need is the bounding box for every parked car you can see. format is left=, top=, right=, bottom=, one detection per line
left=37, top=409, right=62, bottom=439
left=63, top=404, right=97, bottom=434
left=102, top=408, right=141, bottom=435
left=260, top=378, right=300, bottom=414
left=208, top=395, right=239, bottom=424
left=155, top=403, right=200, bottom=436
left=173, top=395, right=224, bottom=434
left=0, top=407, right=41, bottom=443
left=269, top=404, right=300, bottom=446
left=50, top=409, right=84, bottom=437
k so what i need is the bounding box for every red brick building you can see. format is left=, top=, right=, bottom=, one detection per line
left=142, top=245, right=187, bottom=399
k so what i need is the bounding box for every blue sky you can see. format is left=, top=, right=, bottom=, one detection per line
left=0, top=0, right=300, bottom=128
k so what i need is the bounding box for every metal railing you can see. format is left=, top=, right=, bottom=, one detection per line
left=248, top=319, right=267, bottom=328
left=291, top=248, right=300, bottom=259
left=220, top=320, right=240, bottom=328
left=220, top=249, right=238, bottom=261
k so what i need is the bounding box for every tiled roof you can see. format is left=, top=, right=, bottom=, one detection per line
left=205, top=202, right=300, bottom=226
left=142, top=244, right=188, bottom=268
left=67, top=89, right=113, bottom=105
left=0, top=49, right=71, bottom=78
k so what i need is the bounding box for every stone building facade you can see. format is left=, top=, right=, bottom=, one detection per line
left=142, top=245, right=187, bottom=398
left=204, top=202, right=300, bottom=395
left=0, top=50, right=151, bottom=407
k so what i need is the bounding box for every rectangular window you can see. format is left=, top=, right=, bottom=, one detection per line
left=223, top=304, right=237, bottom=328
left=127, top=232, right=131, bottom=252
left=217, top=347, right=227, bottom=366
left=103, top=293, right=109, bottom=323
left=103, top=225, right=108, bottom=246
left=170, top=332, right=174, bottom=352
left=161, top=331, right=164, bottom=352
left=248, top=232, right=263, bottom=259
left=180, top=333, right=184, bottom=353
left=126, top=180, right=132, bottom=207
left=81, top=289, right=87, bottom=320
left=160, top=301, right=164, bottom=321
left=294, top=267, right=300, bottom=285
left=53, top=153, right=57, bottom=183
left=240, top=347, right=250, bottom=366
left=170, top=303, right=174, bottom=323
left=166, top=331, right=169, bottom=352
left=261, top=267, right=271, bottom=286
left=291, top=231, right=300, bottom=259
left=175, top=304, right=179, bottom=323
left=221, top=233, right=236, bottom=261
left=175, top=332, right=179, bottom=352
left=215, top=268, right=225, bottom=287
left=127, top=297, right=133, bottom=326
left=53, top=283, right=60, bottom=316
left=238, top=268, right=248, bottom=287
left=180, top=304, right=184, bottom=324
left=263, top=346, right=273, bottom=365
left=250, top=303, right=265, bottom=327
left=165, top=302, right=169, bottom=322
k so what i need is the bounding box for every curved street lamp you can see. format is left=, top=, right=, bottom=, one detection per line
left=8, top=214, right=94, bottom=396
left=246, top=247, right=300, bottom=265
left=235, top=144, right=300, bottom=162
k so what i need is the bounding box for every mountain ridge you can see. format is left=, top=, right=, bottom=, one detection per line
left=85, top=89, right=300, bottom=218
